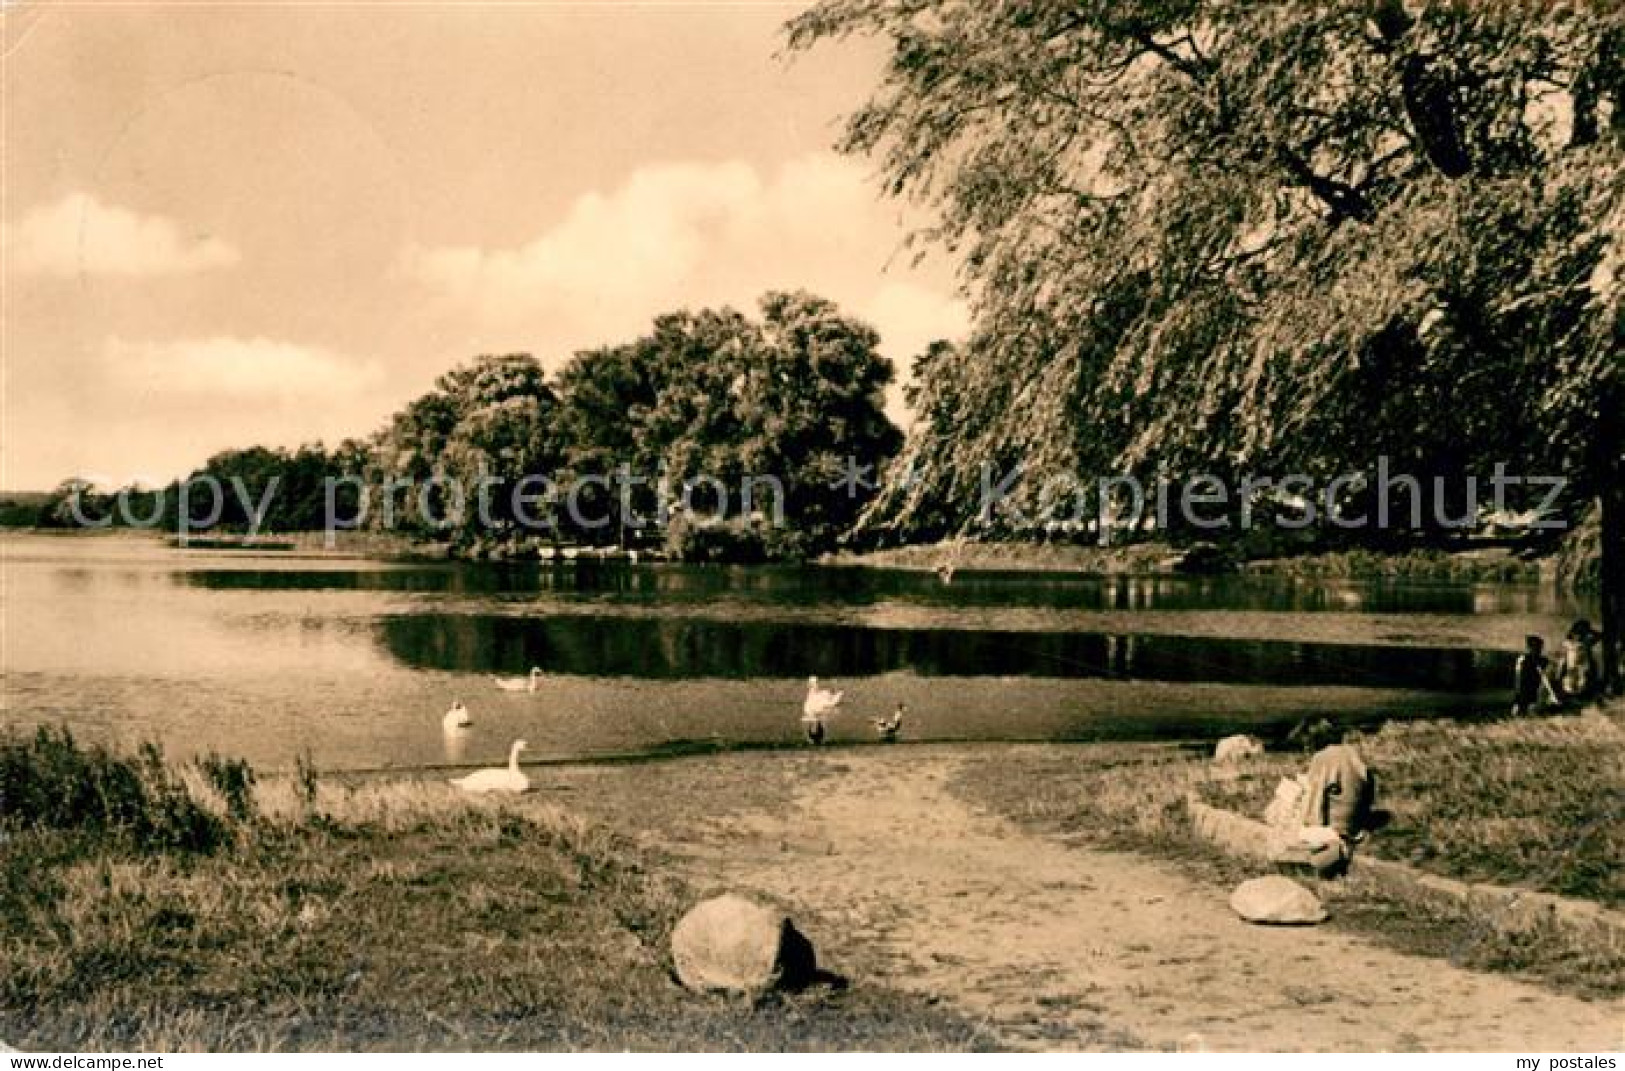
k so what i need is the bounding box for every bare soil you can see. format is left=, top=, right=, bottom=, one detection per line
left=559, top=746, right=1622, bottom=1052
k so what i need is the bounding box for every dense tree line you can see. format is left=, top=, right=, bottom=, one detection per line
left=37, top=443, right=370, bottom=534
left=788, top=0, right=1622, bottom=686
left=366, top=291, right=901, bottom=559
left=37, top=291, right=903, bottom=562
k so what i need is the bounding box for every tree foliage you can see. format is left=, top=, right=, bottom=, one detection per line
left=366, top=292, right=900, bottom=557
left=553, top=291, right=902, bottom=556
left=789, top=0, right=1623, bottom=683
left=788, top=0, right=1621, bottom=529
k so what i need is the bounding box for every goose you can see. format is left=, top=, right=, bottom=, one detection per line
left=802, top=676, right=844, bottom=721
left=872, top=703, right=906, bottom=743
left=493, top=667, right=544, bottom=693
left=442, top=699, right=472, bottom=731
left=450, top=739, right=529, bottom=794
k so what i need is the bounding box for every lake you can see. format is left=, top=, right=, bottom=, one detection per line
left=0, top=532, right=1597, bottom=773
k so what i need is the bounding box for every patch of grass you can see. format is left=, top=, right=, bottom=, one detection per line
left=1242, top=548, right=1541, bottom=583
left=823, top=540, right=1182, bottom=576
left=949, top=734, right=1624, bottom=1002
left=1, top=732, right=990, bottom=1052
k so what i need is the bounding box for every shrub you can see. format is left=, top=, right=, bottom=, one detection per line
left=196, top=753, right=258, bottom=823
left=0, top=727, right=232, bottom=855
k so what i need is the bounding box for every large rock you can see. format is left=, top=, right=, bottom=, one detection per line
left=670, top=894, right=817, bottom=992
left=1229, top=875, right=1327, bottom=925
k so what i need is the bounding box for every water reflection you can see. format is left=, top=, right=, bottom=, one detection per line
left=0, top=533, right=1592, bottom=771
left=180, top=561, right=1535, bottom=615
left=378, top=612, right=1504, bottom=691
left=441, top=727, right=470, bottom=764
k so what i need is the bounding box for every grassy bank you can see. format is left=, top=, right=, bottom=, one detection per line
left=827, top=539, right=1546, bottom=582
left=1195, top=708, right=1624, bottom=905
left=1242, top=547, right=1543, bottom=584
left=949, top=705, right=1625, bottom=1001
left=0, top=729, right=988, bottom=1052
left=823, top=541, right=1188, bottom=576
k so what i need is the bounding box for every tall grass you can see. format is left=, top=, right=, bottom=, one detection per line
left=0, top=727, right=231, bottom=854
left=0, top=728, right=989, bottom=1052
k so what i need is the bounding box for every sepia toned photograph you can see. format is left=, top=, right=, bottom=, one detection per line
left=1, top=0, right=1621, bottom=1055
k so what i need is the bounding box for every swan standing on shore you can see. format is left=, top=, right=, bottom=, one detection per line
left=493, top=667, right=544, bottom=693
left=801, top=677, right=843, bottom=746
left=450, top=739, right=529, bottom=794
left=442, top=699, right=472, bottom=731
left=803, top=677, right=843, bottom=720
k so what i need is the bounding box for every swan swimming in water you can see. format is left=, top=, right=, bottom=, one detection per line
left=450, top=739, right=529, bottom=794
left=442, top=699, right=472, bottom=731
left=493, top=667, right=544, bottom=693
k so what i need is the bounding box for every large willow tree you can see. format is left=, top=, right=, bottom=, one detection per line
left=789, top=0, right=1623, bottom=687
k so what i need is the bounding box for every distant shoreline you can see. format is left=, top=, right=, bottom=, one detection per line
left=3, top=525, right=1552, bottom=582
left=824, top=539, right=1548, bottom=584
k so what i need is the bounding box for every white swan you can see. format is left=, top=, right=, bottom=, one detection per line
left=442, top=699, right=472, bottom=731
left=802, top=676, right=844, bottom=721
left=493, top=667, right=544, bottom=693
left=450, top=739, right=529, bottom=794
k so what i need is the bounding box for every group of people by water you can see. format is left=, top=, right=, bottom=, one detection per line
left=1512, top=619, right=1603, bottom=716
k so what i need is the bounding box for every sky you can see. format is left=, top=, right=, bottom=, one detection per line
left=1, top=1, right=969, bottom=490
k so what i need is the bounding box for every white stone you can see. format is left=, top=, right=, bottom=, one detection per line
left=1229, top=875, right=1328, bottom=925
left=670, top=894, right=817, bottom=992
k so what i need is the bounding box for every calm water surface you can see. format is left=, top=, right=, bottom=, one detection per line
left=0, top=532, right=1597, bottom=771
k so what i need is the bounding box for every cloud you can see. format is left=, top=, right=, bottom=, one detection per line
left=8, top=192, right=240, bottom=277
left=865, top=281, right=971, bottom=369
left=103, top=335, right=383, bottom=404
left=58, top=336, right=395, bottom=481
left=398, top=153, right=967, bottom=367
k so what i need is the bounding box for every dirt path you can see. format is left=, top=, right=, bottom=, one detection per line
left=655, top=750, right=1621, bottom=1052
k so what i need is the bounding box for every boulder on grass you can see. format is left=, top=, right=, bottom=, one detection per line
left=1229, top=875, right=1327, bottom=925
left=671, top=894, right=817, bottom=992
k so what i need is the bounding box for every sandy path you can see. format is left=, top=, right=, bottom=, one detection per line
left=660, top=751, right=1621, bottom=1052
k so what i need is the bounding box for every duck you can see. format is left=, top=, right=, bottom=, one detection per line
left=872, top=703, right=905, bottom=743
left=442, top=699, right=472, bottom=731
left=493, top=667, right=544, bottom=693
left=802, top=676, right=844, bottom=720
left=450, top=739, right=529, bottom=794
